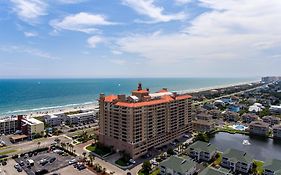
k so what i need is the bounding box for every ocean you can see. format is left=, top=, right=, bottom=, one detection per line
left=0, top=78, right=258, bottom=116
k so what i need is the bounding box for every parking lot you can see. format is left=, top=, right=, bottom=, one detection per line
left=14, top=149, right=76, bottom=175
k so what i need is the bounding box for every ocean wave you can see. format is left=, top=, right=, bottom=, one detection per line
left=2, top=101, right=98, bottom=115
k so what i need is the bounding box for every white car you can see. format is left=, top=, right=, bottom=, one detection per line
left=129, top=159, right=136, bottom=164
left=68, top=159, right=77, bottom=165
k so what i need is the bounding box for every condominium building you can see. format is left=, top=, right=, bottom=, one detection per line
left=241, top=113, right=259, bottom=123
left=99, top=84, right=192, bottom=159
left=192, top=120, right=215, bottom=133
left=263, top=159, right=281, bottom=175
left=223, top=111, right=239, bottom=122
left=188, top=141, right=217, bottom=162
left=21, top=117, right=44, bottom=139
left=221, top=148, right=253, bottom=173
left=159, top=156, right=196, bottom=175
left=44, top=114, right=65, bottom=127
left=249, top=121, right=270, bottom=136
left=262, top=116, right=280, bottom=126
left=273, top=125, right=281, bottom=139
left=66, top=111, right=95, bottom=125
left=0, top=117, right=19, bottom=134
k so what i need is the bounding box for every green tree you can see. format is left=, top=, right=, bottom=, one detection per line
left=167, top=148, right=174, bottom=155
left=141, top=160, right=152, bottom=175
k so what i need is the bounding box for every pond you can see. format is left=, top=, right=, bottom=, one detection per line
left=209, top=132, right=281, bottom=161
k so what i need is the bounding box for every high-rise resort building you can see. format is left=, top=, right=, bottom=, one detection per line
left=99, top=83, right=192, bottom=159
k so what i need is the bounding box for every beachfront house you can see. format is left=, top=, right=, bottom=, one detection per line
left=192, top=120, right=215, bottom=133
left=241, top=113, right=259, bottom=123
left=249, top=121, right=270, bottom=136
left=159, top=155, right=197, bottom=175
left=223, top=111, right=240, bottom=122
left=221, top=148, right=253, bottom=173
left=188, top=141, right=217, bottom=162
left=262, top=116, right=280, bottom=126
left=263, top=159, right=281, bottom=175
left=273, top=125, right=281, bottom=139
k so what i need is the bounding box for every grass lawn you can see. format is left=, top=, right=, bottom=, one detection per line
left=253, top=160, right=264, bottom=175
left=138, top=168, right=160, bottom=175
left=86, top=144, right=111, bottom=156
left=213, top=152, right=222, bottom=165
left=0, top=149, right=17, bottom=156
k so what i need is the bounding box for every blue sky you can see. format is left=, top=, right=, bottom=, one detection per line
left=0, top=0, right=281, bottom=78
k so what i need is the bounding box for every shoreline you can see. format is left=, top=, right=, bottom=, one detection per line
left=0, top=79, right=260, bottom=118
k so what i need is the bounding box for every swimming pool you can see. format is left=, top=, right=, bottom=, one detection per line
left=232, top=124, right=248, bottom=131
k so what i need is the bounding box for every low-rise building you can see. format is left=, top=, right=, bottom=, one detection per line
left=159, top=155, right=197, bottom=175
left=208, top=109, right=222, bottom=119
left=249, top=121, right=270, bottom=136
left=21, top=118, right=44, bottom=139
left=0, top=117, right=19, bottom=134
left=44, top=114, right=65, bottom=127
left=228, top=105, right=240, bottom=113
left=249, top=103, right=264, bottom=113
left=262, top=116, right=280, bottom=126
left=273, top=125, right=281, bottom=139
left=269, top=105, right=281, bottom=114
left=192, top=120, right=215, bottom=133
left=241, top=113, right=259, bottom=123
left=66, top=111, right=95, bottom=125
left=221, top=148, right=253, bottom=173
left=196, top=113, right=212, bottom=121
left=263, top=159, right=281, bottom=175
left=188, top=141, right=217, bottom=162
left=223, top=111, right=239, bottom=122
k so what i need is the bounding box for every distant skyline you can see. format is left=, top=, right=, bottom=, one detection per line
left=0, top=0, right=281, bottom=78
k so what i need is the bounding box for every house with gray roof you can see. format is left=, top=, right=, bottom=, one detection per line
left=221, top=148, right=253, bottom=173
left=199, top=167, right=232, bottom=175
left=263, top=159, right=281, bottom=175
left=159, top=155, right=197, bottom=175
left=188, top=141, right=217, bottom=162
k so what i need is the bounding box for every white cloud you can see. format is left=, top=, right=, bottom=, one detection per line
left=117, top=0, right=281, bottom=68
left=110, top=59, right=126, bottom=65
left=10, top=0, right=47, bottom=24
left=24, top=31, right=38, bottom=37
left=87, top=36, right=105, bottom=48
left=57, top=0, right=87, bottom=4
left=111, top=50, right=123, bottom=55
left=122, top=0, right=186, bottom=23
left=175, top=0, right=192, bottom=5
left=50, top=12, right=115, bottom=33
left=0, top=45, right=59, bottom=60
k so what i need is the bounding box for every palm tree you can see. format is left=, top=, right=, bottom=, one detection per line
left=61, top=142, right=66, bottom=149
left=82, top=152, right=87, bottom=160
left=88, top=154, right=94, bottom=166
left=54, top=138, right=61, bottom=145
left=37, top=141, right=41, bottom=149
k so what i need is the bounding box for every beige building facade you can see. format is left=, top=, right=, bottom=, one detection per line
left=99, top=84, right=192, bottom=159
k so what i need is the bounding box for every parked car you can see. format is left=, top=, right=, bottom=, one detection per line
left=49, top=157, right=56, bottom=163
left=35, top=169, right=49, bottom=175
left=68, top=159, right=77, bottom=165
left=129, top=159, right=136, bottom=164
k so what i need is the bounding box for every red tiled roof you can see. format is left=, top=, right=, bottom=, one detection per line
left=115, top=95, right=190, bottom=108
left=132, top=90, right=149, bottom=94
left=176, top=95, right=192, bottom=100
left=104, top=95, right=118, bottom=102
